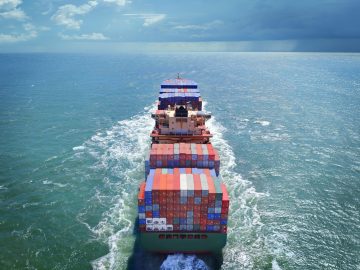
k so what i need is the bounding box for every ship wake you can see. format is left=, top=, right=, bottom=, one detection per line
left=74, top=101, right=266, bottom=270
left=205, top=103, right=268, bottom=270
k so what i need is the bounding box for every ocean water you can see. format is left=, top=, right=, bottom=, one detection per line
left=0, top=52, right=359, bottom=270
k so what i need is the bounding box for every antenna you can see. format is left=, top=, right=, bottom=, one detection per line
left=177, top=73, right=180, bottom=79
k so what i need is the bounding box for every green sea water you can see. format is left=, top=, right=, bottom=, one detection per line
left=0, top=53, right=359, bottom=269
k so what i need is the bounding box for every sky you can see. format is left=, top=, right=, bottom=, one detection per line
left=0, top=0, right=360, bottom=52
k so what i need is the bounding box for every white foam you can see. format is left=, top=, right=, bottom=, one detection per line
left=71, top=104, right=156, bottom=269
left=204, top=102, right=268, bottom=269
left=85, top=100, right=269, bottom=269
left=254, top=120, right=271, bottom=126
left=42, top=180, right=68, bottom=188
left=272, top=259, right=282, bottom=270
left=161, top=254, right=209, bottom=270
left=45, top=155, right=58, bottom=162
left=73, top=146, right=85, bottom=151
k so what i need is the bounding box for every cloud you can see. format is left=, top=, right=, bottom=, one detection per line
left=0, top=0, right=27, bottom=20
left=0, top=22, right=37, bottom=42
left=59, top=32, right=109, bottom=40
left=124, top=13, right=166, bottom=27
left=51, top=1, right=98, bottom=29
left=174, top=20, right=223, bottom=31
left=102, top=0, right=128, bottom=6
left=51, top=0, right=129, bottom=30
left=0, top=0, right=21, bottom=9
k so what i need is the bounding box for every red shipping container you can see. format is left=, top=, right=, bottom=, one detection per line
left=173, top=173, right=180, bottom=197
left=174, top=204, right=180, bottom=212
left=220, top=225, right=227, bottom=233
left=159, top=174, right=166, bottom=196
left=202, top=197, right=209, bottom=204
left=207, top=220, right=214, bottom=225
left=194, top=218, right=200, bottom=224
left=221, top=207, right=229, bottom=215
left=174, top=225, right=180, bottom=231
left=187, top=197, right=194, bottom=205
left=221, top=213, right=228, bottom=219
left=179, top=212, right=186, bottom=218
left=180, top=143, right=186, bottom=160
left=174, top=197, right=180, bottom=204
left=167, top=212, right=174, bottom=218
left=206, top=174, right=216, bottom=201
left=145, top=212, right=152, bottom=218
left=161, top=145, right=167, bottom=161
left=160, top=198, right=167, bottom=204
left=150, top=147, right=156, bottom=161
left=152, top=198, right=159, bottom=204
left=207, top=144, right=215, bottom=161
left=160, top=205, right=167, bottom=211
left=180, top=205, right=187, bottom=212
left=213, top=220, right=220, bottom=225
left=185, top=146, right=191, bottom=160
left=221, top=183, right=229, bottom=207
left=138, top=182, right=145, bottom=205
left=167, top=204, right=174, bottom=211
left=166, top=174, right=174, bottom=196
left=193, top=174, right=202, bottom=197
left=196, top=144, right=203, bottom=160
left=167, top=144, right=174, bottom=160
left=194, top=205, right=200, bottom=212
left=200, top=219, right=207, bottom=225
left=208, top=201, right=215, bottom=207
left=166, top=198, right=173, bottom=204
left=200, top=225, right=206, bottom=231
left=214, top=151, right=220, bottom=163
left=191, top=160, right=197, bottom=167
left=152, top=175, right=160, bottom=196
left=173, top=168, right=180, bottom=175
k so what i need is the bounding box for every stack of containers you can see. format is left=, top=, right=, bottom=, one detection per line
left=158, top=93, right=202, bottom=110
left=158, top=78, right=202, bottom=110
left=161, top=79, right=198, bottom=89
left=138, top=168, right=229, bottom=233
left=145, top=143, right=220, bottom=177
left=139, top=78, right=230, bottom=240
left=160, top=88, right=200, bottom=94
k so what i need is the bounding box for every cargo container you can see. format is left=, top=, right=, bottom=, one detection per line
left=138, top=77, right=229, bottom=253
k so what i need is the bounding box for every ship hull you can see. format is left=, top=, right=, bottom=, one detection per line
left=139, top=232, right=227, bottom=253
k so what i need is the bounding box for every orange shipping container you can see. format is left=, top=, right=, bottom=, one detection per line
left=138, top=182, right=146, bottom=204
left=152, top=175, right=161, bottom=195
left=159, top=174, right=167, bottom=196
left=206, top=174, right=216, bottom=200
left=166, top=174, right=174, bottom=197
left=221, top=183, right=229, bottom=207
left=193, top=174, right=202, bottom=197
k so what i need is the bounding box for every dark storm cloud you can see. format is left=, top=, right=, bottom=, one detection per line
left=225, top=0, right=360, bottom=41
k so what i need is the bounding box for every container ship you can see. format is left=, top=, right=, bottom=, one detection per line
left=137, top=77, right=229, bottom=253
